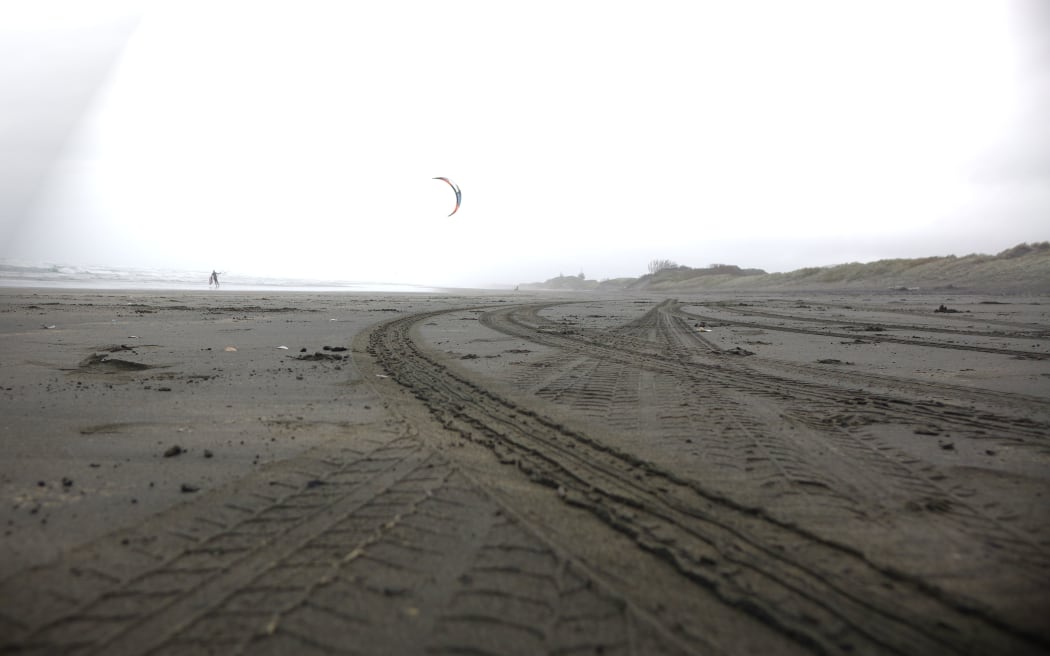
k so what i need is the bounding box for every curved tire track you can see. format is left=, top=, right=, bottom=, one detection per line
left=677, top=306, right=1049, bottom=360
left=484, top=302, right=1050, bottom=571
left=367, top=304, right=1049, bottom=656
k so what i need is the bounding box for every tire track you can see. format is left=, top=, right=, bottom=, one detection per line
left=486, top=302, right=1050, bottom=570
left=599, top=302, right=1050, bottom=540
left=3, top=438, right=430, bottom=654
left=666, top=304, right=1050, bottom=446
left=693, top=301, right=1049, bottom=340
left=497, top=301, right=1050, bottom=443
left=814, top=300, right=1050, bottom=332
left=0, top=429, right=685, bottom=655
left=677, top=306, right=1049, bottom=360
left=369, top=306, right=1049, bottom=655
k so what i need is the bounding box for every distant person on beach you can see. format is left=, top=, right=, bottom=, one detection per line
left=209, top=270, right=220, bottom=288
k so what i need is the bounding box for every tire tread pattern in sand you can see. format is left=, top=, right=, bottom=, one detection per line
left=363, top=302, right=1049, bottom=655
left=487, top=302, right=1050, bottom=569
left=0, top=433, right=682, bottom=655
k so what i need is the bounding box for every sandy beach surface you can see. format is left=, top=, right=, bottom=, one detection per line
left=1, top=287, right=1048, bottom=654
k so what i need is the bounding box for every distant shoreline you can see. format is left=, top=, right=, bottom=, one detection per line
left=0, top=261, right=444, bottom=293
left=0, top=279, right=444, bottom=293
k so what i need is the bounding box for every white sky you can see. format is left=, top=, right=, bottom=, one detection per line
left=1, top=0, right=1048, bottom=287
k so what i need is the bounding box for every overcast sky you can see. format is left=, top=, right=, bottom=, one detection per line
left=1, top=0, right=1048, bottom=287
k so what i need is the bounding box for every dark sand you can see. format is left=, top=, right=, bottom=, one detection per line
left=1, top=288, right=1048, bottom=654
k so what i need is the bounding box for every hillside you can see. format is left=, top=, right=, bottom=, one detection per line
left=521, top=242, right=1050, bottom=294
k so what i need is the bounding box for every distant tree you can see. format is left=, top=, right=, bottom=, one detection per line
left=578, top=272, right=585, bottom=279
left=648, top=259, right=677, bottom=274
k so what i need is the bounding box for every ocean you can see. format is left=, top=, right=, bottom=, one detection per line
left=0, top=262, right=441, bottom=293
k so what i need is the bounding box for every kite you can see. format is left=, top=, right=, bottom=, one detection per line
left=433, top=177, right=462, bottom=216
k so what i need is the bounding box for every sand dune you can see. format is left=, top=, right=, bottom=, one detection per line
left=524, top=242, right=1050, bottom=293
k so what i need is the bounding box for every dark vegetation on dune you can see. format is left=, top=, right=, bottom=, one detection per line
left=521, top=242, right=1050, bottom=293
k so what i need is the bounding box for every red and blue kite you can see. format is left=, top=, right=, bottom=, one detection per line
left=433, top=177, right=462, bottom=216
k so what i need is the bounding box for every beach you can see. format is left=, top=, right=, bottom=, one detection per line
left=1, top=287, right=1048, bottom=654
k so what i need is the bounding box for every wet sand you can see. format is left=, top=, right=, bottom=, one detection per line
left=1, top=287, right=1048, bottom=654
left=0, top=289, right=474, bottom=576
